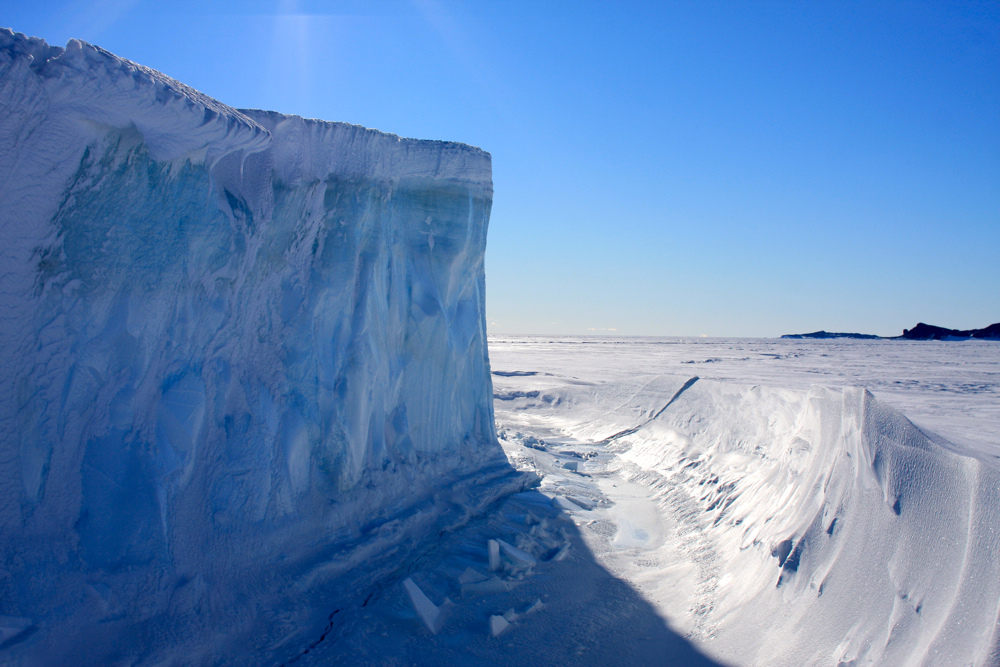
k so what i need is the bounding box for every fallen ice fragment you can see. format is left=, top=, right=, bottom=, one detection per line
left=528, top=525, right=558, bottom=550
left=552, top=496, right=585, bottom=512
left=488, top=539, right=501, bottom=571
left=528, top=520, right=551, bottom=536
left=503, top=608, right=519, bottom=622
left=524, top=511, right=541, bottom=526
left=566, top=495, right=594, bottom=510
left=553, top=543, right=571, bottom=561
left=461, top=576, right=511, bottom=597
left=489, top=614, right=510, bottom=637
left=403, top=578, right=451, bottom=634
left=458, top=567, right=488, bottom=585
left=497, top=539, right=538, bottom=567
left=516, top=532, right=539, bottom=554
left=562, top=461, right=579, bottom=472
left=524, top=599, right=545, bottom=616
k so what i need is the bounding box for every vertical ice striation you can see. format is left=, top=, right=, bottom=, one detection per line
left=0, top=29, right=505, bottom=663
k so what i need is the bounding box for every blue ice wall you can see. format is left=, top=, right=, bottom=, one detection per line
left=0, top=30, right=502, bottom=664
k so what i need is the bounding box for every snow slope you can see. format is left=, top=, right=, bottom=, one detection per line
left=490, top=337, right=1000, bottom=666
left=0, top=29, right=510, bottom=665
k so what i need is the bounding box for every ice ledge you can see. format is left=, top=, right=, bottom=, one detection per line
left=243, top=109, right=492, bottom=187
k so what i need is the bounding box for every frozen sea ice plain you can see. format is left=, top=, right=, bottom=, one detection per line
left=0, top=29, right=522, bottom=664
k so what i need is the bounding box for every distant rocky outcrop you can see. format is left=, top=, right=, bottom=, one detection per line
left=781, top=323, right=1000, bottom=341
left=900, top=322, right=1000, bottom=340
left=781, top=331, right=882, bottom=340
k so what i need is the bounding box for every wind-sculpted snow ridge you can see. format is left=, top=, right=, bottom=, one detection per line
left=615, top=381, right=1000, bottom=665
left=0, top=29, right=512, bottom=665
left=533, top=375, right=1000, bottom=665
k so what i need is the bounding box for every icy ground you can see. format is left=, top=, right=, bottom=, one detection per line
left=293, top=336, right=1000, bottom=666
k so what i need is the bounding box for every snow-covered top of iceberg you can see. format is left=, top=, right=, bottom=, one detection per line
left=243, top=108, right=493, bottom=185
left=0, top=28, right=269, bottom=163
left=0, top=28, right=491, bottom=181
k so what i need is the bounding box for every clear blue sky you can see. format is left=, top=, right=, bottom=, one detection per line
left=5, top=1, right=999, bottom=337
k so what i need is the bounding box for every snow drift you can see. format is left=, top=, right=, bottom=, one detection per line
left=0, top=30, right=507, bottom=664
left=498, top=363, right=1000, bottom=666
left=617, top=380, right=1000, bottom=665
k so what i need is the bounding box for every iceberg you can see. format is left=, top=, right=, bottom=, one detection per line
left=0, top=29, right=509, bottom=664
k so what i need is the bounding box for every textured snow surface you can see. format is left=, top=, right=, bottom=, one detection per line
left=490, top=336, right=1000, bottom=666
left=0, top=29, right=508, bottom=665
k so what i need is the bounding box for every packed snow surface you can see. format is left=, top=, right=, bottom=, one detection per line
left=0, top=29, right=511, bottom=664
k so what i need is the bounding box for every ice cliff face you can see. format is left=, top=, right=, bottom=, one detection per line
left=0, top=29, right=505, bottom=663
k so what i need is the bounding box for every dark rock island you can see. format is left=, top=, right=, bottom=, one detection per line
left=781, top=331, right=882, bottom=340
left=900, top=322, right=1000, bottom=340
left=782, top=323, right=1000, bottom=341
